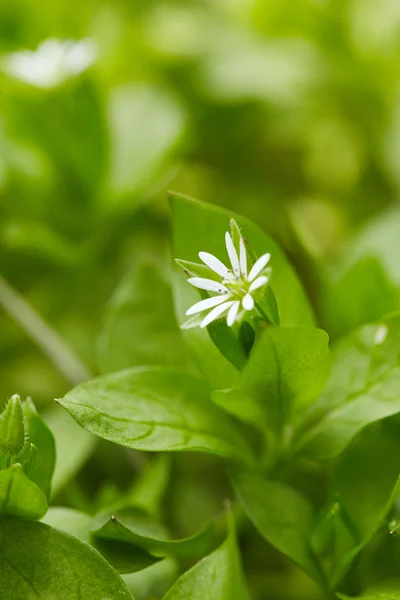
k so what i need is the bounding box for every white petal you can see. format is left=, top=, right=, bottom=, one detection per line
left=186, top=294, right=230, bottom=316
left=242, top=293, right=254, bottom=311
left=200, top=301, right=235, bottom=328
left=225, top=232, right=240, bottom=277
left=249, top=275, right=269, bottom=293
left=239, top=238, right=247, bottom=278
left=188, top=278, right=229, bottom=294
left=226, top=301, right=240, bottom=327
left=248, top=253, right=271, bottom=282
left=199, top=251, right=229, bottom=278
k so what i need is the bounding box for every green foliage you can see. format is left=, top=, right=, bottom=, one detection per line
left=0, top=394, right=25, bottom=458
left=162, top=516, right=247, bottom=600
left=3, top=0, right=400, bottom=589
left=233, top=470, right=322, bottom=583
left=213, top=326, right=331, bottom=436
left=58, top=367, right=254, bottom=464
left=0, top=465, right=48, bottom=519
left=22, top=397, right=55, bottom=498
left=0, top=518, right=133, bottom=599
left=297, top=315, right=400, bottom=460
left=92, top=506, right=216, bottom=560
left=97, top=259, right=190, bottom=373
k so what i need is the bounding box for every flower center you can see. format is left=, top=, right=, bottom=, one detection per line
left=222, top=273, right=249, bottom=298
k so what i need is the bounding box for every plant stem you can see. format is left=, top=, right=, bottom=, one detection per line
left=0, top=274, right=91, bottom=386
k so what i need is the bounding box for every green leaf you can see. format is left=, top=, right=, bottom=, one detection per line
left=232, top=470, right=322, bottom=583
left=297, top=314, right=400, bottom=461
left=0, top=394, right=25, bottom=458
left=98, top=260, right=191, bottom=374
left=57, top=367, right=254, bottom=465
left=175, top=259, right=219, bottom=281
left=213, top=326, right=331, bottom=434
left=0, top=517, right=133, bottom=599
left=0, top=464, right=47, bottom=519
left=43, top=405, right=96, bottom=497
left=328, top=421, right=400, bottom=587
left=42, top=506, right=93, bottom=542
left=321, top=257, right=399, bottom=340
left=22, top=398, right=55, bottom=499
left=43, top=507, right=160, bottom=574
left=170, top=193, right=315, bottom=389
left=123, top=559, right=178, bottom=600
left=162, top=516, right=247, bottom=600
left=92, top=506, right=218, bottom=560
left=107, top=83, right=186, bottom=205
left=338, top=590, right=400, bottom=600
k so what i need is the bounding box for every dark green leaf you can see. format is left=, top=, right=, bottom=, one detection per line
left=43, top=506, right=160, bottom=574
left=58, top=367, right=254, bottom=465
left=92, top=506, right=218, bottom=560
left=22, top=398, right=55, bottom=499
left=232, top=470, right=322, bottom=583
left=0, top=517, right=133, bottom=599
left=329, top=421, right=400, bottom=587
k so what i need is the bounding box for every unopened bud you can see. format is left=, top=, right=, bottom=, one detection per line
left=0, top=395, right=26, bottom=458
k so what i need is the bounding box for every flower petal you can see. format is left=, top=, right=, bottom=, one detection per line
left=188, top=278, right=229, bottom=294
left=226, top=300, right=240, bottom=327
left=248, top=253, right=271, bottom=282
left=186, top=294, right=230, bottom=316
left=200, top=301, right=235, bottom=328
left=239, top=237, right=247, bottom=278
left=242, top=293, right=254, bottom=311
left=199, top=251, right=229, bottom=278
left=249, top=275, right=269, bottom=293
left=225, top=232, right=240, bottom=277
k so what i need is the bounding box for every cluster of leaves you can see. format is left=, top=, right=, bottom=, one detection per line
left=3, top=194, right=400, bottom=599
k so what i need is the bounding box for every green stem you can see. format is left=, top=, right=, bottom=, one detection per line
left=0, top=274, right=91, bottom=386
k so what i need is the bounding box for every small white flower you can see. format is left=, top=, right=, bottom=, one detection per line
left=181, top=225, right=271, bottom=328
left=2, top=38, right=97, bottom=89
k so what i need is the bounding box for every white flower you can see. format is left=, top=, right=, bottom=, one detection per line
left=2, top=38, right=97, bottom=89
left=183, top=227, right=271, bottom=328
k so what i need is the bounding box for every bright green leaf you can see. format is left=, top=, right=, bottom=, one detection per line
left=170, top=193, right=315, bottom=389
left=43, top=405, right=96, bottom=497
left=0, top=464, right=47, bottom=519
left=57, top=367, right=254, bottom=465
left=0, top=517, right=134, bottom=599
left=213, top=326, right=331, bottom=434
left=43, top=506, right=160, bottom=574
left=97, top=259, right=191, bottom=374
left=162, top=515, right=247, bottom=600
left=107, top=84, right=186, bottom=205
left=0, top=394, right=25, bottom=458
left=297, top=314, right=400, bottom=460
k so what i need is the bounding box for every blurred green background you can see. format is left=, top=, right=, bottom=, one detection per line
left=1, top=1, right=400, bottom=598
